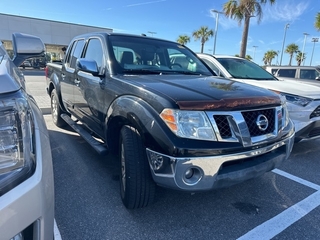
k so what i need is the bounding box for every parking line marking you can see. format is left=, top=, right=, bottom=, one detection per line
left=238, top=169, right=320, bottom=240
left=272, top=168, right=320, bottom=190
left=237, top=190, right=320, bottom=240
left=54, top=219, right=62, bottom=240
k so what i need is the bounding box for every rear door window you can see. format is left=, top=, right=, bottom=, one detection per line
left=277, top=69, right=296, bottom=78
left=300, top=69, right=317, bottom=79
left=66, top=39, right=85, bottom=69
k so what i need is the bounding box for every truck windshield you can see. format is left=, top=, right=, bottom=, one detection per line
left=108, top=35, right=213, bottom=76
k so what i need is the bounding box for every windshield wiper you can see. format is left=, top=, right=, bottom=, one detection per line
left=122, top=69, right=163, bottom=75
left=168, top=71, right=207, bottom=76
left=231, top=76, right=275, bottom=80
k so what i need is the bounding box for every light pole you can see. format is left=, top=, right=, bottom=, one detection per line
left=253, top=46, right=258, bottom=61
left=310, top=37, right=319, bottom=66
left=148, top=31, right=157, bottom=37
left=280, top=23, right=289, bottom=66
left=211, top=9, right=224, bottom=55
left=301, top=32, right=309, bottom=66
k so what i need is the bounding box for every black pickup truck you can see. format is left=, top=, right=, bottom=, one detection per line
left=46, top=32, right=295, bottom=209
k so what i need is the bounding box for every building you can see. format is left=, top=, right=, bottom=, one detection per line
left=0, top=13, right=113, bottom=62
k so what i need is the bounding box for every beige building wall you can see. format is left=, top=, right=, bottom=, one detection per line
left=0, top=13, right=113, bottom=62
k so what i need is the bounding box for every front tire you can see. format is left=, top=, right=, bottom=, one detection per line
left=119, top=125, right=156, bottom=209
left=50, top=89, right=66, bottom=127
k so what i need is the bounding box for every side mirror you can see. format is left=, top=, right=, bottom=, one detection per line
left=76, top=58, right=101, bottom=76
left=316, top=76, right=320, bottom=81
left=12, top=33, right=45, bottom=67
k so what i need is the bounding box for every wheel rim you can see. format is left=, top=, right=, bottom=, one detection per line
left=120, top=142, right=126, bottom=193
left=51, top=95, right=58, bottom=122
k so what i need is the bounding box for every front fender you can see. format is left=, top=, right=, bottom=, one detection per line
left=106, top=95, right=178, bottom=156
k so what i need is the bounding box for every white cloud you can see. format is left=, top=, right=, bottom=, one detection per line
left=126, top=0, right=166, bottom=7
left=264, top=0, right=309, bottom=23
left=211, top=0, right=309, bottom=28
left=259, top=40, right=265, bottom=45
left=209, top=10, right=238, bottom=30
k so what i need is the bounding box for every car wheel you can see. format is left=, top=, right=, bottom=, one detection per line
left=50, top=89, right=66, bottom=127
left=119, top=125, right=156, bottom=209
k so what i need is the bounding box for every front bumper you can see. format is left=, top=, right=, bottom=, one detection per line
left=0, top=100, right=54, bottom=240
left=146, top=126, right=295, bottom=191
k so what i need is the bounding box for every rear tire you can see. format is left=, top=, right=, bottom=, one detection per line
left=50, top=89, right=66, bottom=127
left=119, top=125, right=156, bottom=209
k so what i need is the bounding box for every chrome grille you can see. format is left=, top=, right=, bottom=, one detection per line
left=213, top=115, right=232, bottom=138
left=242, top=109, right=275, bottom=137
left=207, top=106, right=282, bottom=147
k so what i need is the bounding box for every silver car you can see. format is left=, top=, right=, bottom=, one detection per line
left=0, top=33, right=54, bottom=239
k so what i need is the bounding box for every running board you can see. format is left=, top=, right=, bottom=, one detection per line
left=61, top=114, right=108, bottom=155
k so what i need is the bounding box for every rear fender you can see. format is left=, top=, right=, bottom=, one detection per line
left=47, top=70, right=68, bottom=113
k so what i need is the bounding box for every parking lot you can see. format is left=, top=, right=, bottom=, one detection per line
left=46, top=116, right=320, bottom=240
left=25, top=71, right=320, bottom=239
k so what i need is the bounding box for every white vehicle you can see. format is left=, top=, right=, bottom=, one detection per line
left=265, top=66, right=320, bottom=87
left=0, top=33, right=54, bottom=239
left=197, top=54, right=320, bottom=143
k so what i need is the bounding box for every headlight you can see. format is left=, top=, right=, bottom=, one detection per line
left=282, top=102, right=290, bottom=128
left=160, top=109, right=216, bottom=141
left=282, top=93, right=313, bottom=107
left=0, top=91, right=35, bottom=195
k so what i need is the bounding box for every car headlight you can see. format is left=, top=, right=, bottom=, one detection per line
left=282, top=93, right=313, bottom=107
left=160, top=109, right=217, bottom=141
left=282, top=102, right=290, bottom=129
left=0, top=91, right=35, bottom=195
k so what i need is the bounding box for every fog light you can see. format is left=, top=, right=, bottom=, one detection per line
left=183, top=167, right=203, bottom=186
left=185, top=168, right=194, bottom=179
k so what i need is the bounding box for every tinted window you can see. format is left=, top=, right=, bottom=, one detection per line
left=201, top=58, right=222, bottom=76
left=215, top=57, right=276, bottom=80
left=67, top=39, right=85, bottom=69
left=300, top=69, right=317, bottom=79
left=277, top=69, right=296, bottom=78
left=109, top=35, right=212, bottom=75
left=84, top=38, right=104, bottom=71
left=270, top=68, right=278, bottom=75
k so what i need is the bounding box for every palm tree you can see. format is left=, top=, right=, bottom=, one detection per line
left=245, top=55, right=253, bottom=61
left=223, top=0, right=276, bottom=58
left=235, top=54, right=252, bottom=60
left=177, top=35, right=190, bottom=45
left=296, top=51, right=306, bottom=66
left=192, top=26, right=214, bottom=53
left=285, top=43, right=299, bottom=66
left=315, top=12, right=320, bottom=31
left=262, top=50, right=278, bottom=65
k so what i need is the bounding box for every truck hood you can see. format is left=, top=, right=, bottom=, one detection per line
left=118, top=75, right=281, bottom=111
left=240, top=79, right=320, bottom=99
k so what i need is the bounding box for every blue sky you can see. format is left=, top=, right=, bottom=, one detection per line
left=1, top=0, right=319, bottom=66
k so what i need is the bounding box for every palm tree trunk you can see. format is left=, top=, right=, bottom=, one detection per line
left=201, top=43, right=204, bottom=53
left=289, top=54, right=293, bottom=66
left=240, top=15, right=251, bottom=58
